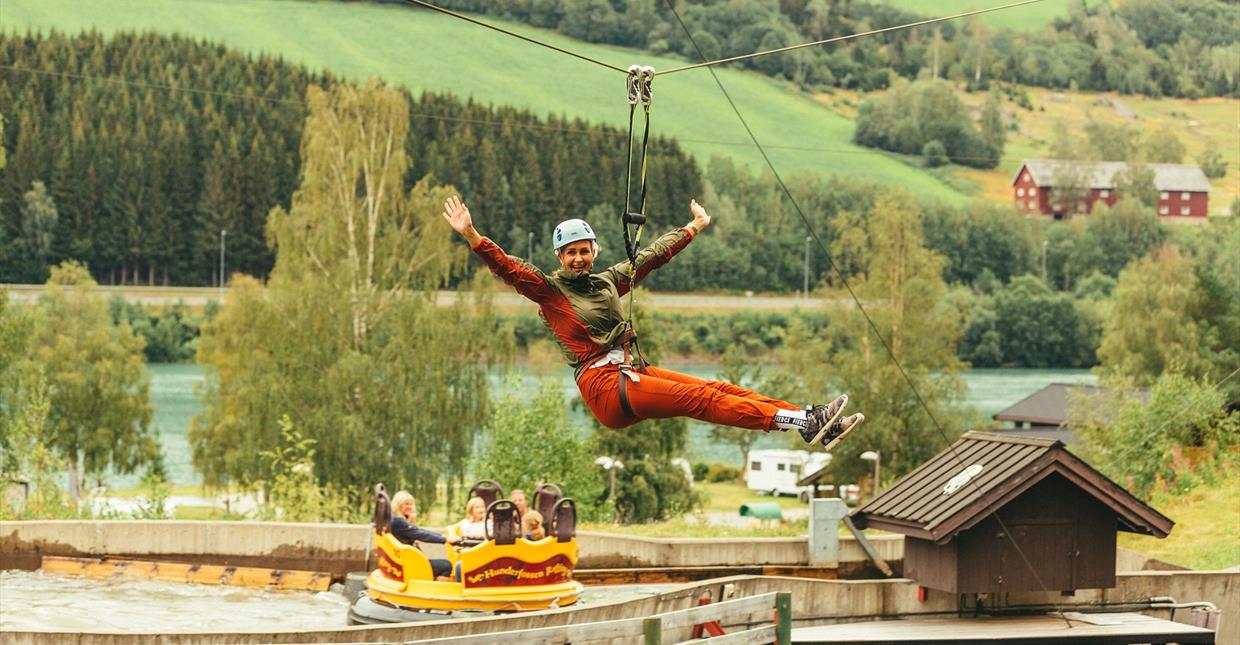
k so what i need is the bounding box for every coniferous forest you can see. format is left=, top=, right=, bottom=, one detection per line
left=0, top=30, right=701, bottom=286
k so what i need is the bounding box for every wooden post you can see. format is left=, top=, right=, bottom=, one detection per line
left=775, top=592, right=792, bottom=645
left=643, top=616, right=662, bottom=645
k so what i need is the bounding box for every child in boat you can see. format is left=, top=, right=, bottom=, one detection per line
left=523, top=510, right=546, bottom=541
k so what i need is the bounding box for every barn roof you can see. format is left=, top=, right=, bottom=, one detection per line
left=850, top=432, right=1173, bottom=544
left=1013, top=159, right=1212, bottom=193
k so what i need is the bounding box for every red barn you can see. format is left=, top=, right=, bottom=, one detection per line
left=1011, top=159, right=1211, bottom=221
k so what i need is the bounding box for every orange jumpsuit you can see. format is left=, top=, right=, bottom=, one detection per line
left=472, top=228, right=798, bottom=430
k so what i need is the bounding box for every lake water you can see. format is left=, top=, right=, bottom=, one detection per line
left=136, top=364, right=1096, bottom=489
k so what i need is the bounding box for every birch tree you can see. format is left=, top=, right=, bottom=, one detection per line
left=784, top=190, right=974, bottom=481
left=194, top=82, right=506, bottom=506
left=30, top=262, right=155, bottom=499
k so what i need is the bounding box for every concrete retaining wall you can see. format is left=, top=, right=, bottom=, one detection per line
left=0, top=521, right=902, bottom=574
left=0, top=520, right=372, bottom=577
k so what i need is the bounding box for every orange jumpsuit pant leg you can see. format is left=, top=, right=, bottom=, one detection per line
left=577, top=364, right=799, bottom=431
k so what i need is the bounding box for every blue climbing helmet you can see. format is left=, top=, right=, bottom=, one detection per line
left=552, top=218, right=596, bottom=252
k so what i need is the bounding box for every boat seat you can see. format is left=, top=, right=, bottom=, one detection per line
left=372, top=483, right=392, bottom=534
left=469, top=479, right=504, bottom=508
left=374, top=531, right=435, bottom=582
left=551, top=498, right=577, bottom=543
left=485, top=499, right=521, bottom=546
left=532, top=482, right=562, bottom=522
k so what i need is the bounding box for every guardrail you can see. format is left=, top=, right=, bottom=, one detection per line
left=410, top=591, right=791, bottom=645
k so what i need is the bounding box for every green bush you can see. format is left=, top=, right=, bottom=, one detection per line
left=691, top=462, right=710, bottom=482
left=706, top=463, right=742, bottom=483
left=922, top=140, right=948, bottom=167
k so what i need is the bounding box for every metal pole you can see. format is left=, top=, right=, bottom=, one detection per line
left=609, top=467, right=618, bottom=523
left=219, top=229, right=227, bottom=296
left=803, top=236, right=810, bottom=298
left=874, top=451, right=881, bottom=495
left=528, top=230, right=534, bottom=261
left=1041, top=240, right=1048, bottom=283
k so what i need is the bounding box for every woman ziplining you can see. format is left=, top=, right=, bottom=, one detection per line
left=441, top=195, right=864, bottom=450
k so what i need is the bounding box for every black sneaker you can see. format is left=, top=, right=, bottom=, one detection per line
left=800, top=394, right=848, bottom=445
left=821, top=413, right=865, bottom=453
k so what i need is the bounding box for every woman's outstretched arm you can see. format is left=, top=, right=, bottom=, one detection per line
left=442, top=195, right=552, bottom=302
left=606, top=199, right=712, bottom=294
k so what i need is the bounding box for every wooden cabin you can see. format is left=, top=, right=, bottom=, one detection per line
left=850, top=432, right=1173, bottom=594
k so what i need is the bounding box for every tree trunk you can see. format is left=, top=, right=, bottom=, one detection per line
left=68, top=454, right=81, bottom=501
left=149, top=266, right=155, bottom=286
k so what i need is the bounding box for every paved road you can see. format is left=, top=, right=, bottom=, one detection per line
left=4, top=284, right=833, bottom=310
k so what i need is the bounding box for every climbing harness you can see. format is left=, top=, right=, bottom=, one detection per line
left=615, top=64, right=656, bottom=417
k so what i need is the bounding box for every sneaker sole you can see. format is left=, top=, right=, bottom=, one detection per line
left=821, top=414, right=864, bottom=452
left=808, top=395, right=848, bottom=446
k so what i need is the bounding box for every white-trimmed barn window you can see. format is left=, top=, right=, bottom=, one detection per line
left=1159, top=206, right=1169, bottom=215
left=1017, top=188, right=1025, bottom=197
left=1181, top=206, right=1190, bottom=215
left=1181, top=192, right=1190, bottom=200
left=1160, top=191, right=1170, bottom=200
left=1028, top=200, right=1037, bottom=209
left=1100, top=190, right=1110, bottom=198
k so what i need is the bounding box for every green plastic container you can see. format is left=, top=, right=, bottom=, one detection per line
left=738, top=502, right=783, bottom=520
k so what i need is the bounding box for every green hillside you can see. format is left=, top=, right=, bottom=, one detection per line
left=1, top=0, right=965, bottom=204
left=876, top=0, right=1073, bottom=31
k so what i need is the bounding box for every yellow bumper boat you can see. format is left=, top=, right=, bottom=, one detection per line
left=351, top=483, right=583, bottom=624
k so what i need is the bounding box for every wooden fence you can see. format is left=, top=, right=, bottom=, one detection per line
left=410, top=592, right=791, bottom=645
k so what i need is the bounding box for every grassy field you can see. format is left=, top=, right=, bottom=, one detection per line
left=819, top=86, right=1240, bottom=211
left=876, top=0, right=1073, bottom=31
left=2, top=0, right=965, bottom=204
left=1118, top=470, right=1240, bottom=571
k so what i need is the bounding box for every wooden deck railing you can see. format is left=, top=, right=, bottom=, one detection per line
left=411, top=591, right=791, bottom=645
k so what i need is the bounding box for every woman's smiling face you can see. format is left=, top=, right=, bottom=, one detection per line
left=557, top=239, right=596, bottom=272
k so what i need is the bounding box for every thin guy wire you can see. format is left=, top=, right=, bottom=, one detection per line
left=0, top=63, right=302, bottom=106
left=661, top=0, right=1047, bottom=75
left=663, top=0, right=1072, bottom=625
left=2, top=63, right=1038, bottom=164
left=399, top=0, right=627, bottom=74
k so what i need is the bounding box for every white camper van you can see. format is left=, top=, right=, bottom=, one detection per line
left=746, top=449, right=831, bottom=499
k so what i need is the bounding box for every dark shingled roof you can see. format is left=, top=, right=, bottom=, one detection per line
left=993, top=383, right=1147, bottom=427
left=850, top=432, right=1173, bottom=544
left=993, top=383, right=1101, bottom=426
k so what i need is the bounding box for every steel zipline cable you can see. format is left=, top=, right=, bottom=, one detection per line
left=399, top=0, right=628, bottom=74
left=659, top=0, right=1048, bottom=74
left=657, top=0, right=1079, bottom=627
left=400, top=0, right=1047, bottom=76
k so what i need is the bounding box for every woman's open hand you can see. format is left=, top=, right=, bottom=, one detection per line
left=442, top=195, right=473, bottom=234
left=689, top=199, right=711, bottom=233
left=442, top=195, right=482, bottom=246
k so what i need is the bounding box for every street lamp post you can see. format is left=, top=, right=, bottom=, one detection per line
left=860, top=450, right=880, bottom=500
left=803, top=236, right=811, bottom=298
left=594, top=456, right=624, bottom=523
left=528, top=231, right=534, bottom=262
left=219, top=229, right=227, bottom=297
left=1041, top=239, right=1048, bottom=283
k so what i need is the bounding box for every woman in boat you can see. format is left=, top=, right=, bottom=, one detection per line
left=389, top=490, right=459, bottom=579
left=441, top=195, right=863, bottom=451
